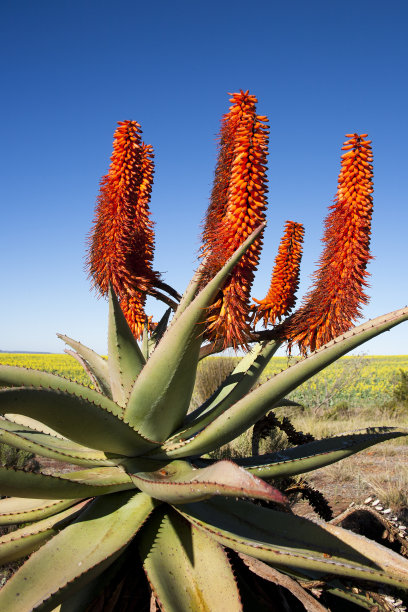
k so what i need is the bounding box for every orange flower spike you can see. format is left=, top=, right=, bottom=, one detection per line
left=282, top=133, right=373, bottom=354
left=253, top=221, right=304, bottom=327
left=201, top=114, right=239, bottom=261
left=201, top=91, right=269, bottom=348
left=120, top=142, right=158, bottom=295
left=87, top=120, right=158, bottom=339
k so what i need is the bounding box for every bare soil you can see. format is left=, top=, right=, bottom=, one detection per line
left=292, top=444, right=408, bottom=520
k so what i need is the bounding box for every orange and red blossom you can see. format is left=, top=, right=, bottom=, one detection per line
left=87, top=120, right=158, bottom=339
left=281, top=134, right=373, bottom=354
left=201, top=91, right=269, bottom=349
left=253, top=221, right=304, bottom=327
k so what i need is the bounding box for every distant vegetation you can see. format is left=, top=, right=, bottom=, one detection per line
left=1, top=353, right=407, bottom=413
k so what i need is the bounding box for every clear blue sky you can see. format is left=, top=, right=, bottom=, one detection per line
left=1, top=0, right=407, bottom=355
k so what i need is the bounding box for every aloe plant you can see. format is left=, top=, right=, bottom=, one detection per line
left=0, top=93, right=407, bottom=611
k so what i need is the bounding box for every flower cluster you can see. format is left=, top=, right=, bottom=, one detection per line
left=87, top=121, right=158, bottom=338
left=281, top=134, right=373, bottom=353
left=253, top=221, right=304, bottom=327
left=200, top=91, right=269, bottom=348
left=87, top=101, right=373, bottom=357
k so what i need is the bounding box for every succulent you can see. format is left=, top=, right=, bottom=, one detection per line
left=0, top=92, right=408, bottom=611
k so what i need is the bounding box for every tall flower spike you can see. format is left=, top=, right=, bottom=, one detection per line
left=253, top=221, right=304, bottom=327
left=87, top=121, right=159, bottom=339
left=282, top=133, right=373, bottom=353
left=200, top=91, right=269, bottom=349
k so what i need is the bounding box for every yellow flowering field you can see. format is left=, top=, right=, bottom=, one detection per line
left=0, top=353, right=407, bottom=410
left=0, top=353, right=94, bottom=387
left=261, top=355, right=408, bottom=409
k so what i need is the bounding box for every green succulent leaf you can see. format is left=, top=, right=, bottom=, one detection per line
left=139, top=507, right=243, bottom=612
left=157, top=307, right=408, bottom=458
left=0, top=387, right=159, bottom=455
left=169, top=339, right=281, bottom=445
left=0, top=364, right=114, bottom=410
left=198, top=427, right=408, bottom=478
left=2, top=414, right=67, bottom=439
left=0, top=491, right=156, bottom=612
left=57, top=334, right=112, bottom=398
left=51, top=552, right=129, bottom=612
left=141, top=307, right=171, bottom=361
left=141, top=319, right=150, bottom=361
left=0, top=465, right=134, bottom=499
left=186, top=340, right=280, bottom=423
left=107, top=286, right=146, bottom=407
left=0, top=500, right=88, bottom=565
left=124, top=458, right=288, bottom=505
left=0, top=497, right=82, bottom=525
left=0, top=418, right=117, bottom=467
left=325, top=583, right=386, bottom=610
left=125, top=223, right=266, bottom=443
left=169, top=257, right=207, bottom=325
left=149, top=306, right=172, bottom=348
left=177, top=497, right=408, bottom=590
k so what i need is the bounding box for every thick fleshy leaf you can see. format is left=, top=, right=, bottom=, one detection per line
left=156, top=307, right=408, bottom=458
left=107, top=286, right=146, bottom=407
left=123, top=458, right=287, bottom=505
left=196, top=427, right=408, bottom=479
left=186, top=340, right=279, bottom=423
left=0, top=501, right=87, bottom=565
left=0, top=387, right=159, bottom=455
left=168, top=339, right=280, bottom=445
left=0, top=497, right=81, bottom=525
left=63, top=348, right=105, bottom=396
left=0, top=465, right=134, bottom=498
left=57, top=333, right=112, bottom=398
left=141, top=319, right=150, bottom=360
left=148, top=307, right=172, bottom=352
left=139, top=508, right=242, bottom=612
left=50, top=553, right=129, bottom=612
left=169, top=257, right=207, bottom=325
left=0, top=364, right=115, bottom=411
left=177, top=497, right=408, bottom=590
left=325, top=583, right=387, bottom=610
left=0, top=491, right=156, bottom=611
left=125, top=224, right=266, bottom=442
left=141, top=308, right=171, bottom=361
left=4, top=414, right=67, bottom=439
left=0, top=418, right=116, bottom=467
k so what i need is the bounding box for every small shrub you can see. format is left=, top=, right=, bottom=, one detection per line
left=380, top=369, right=408, bottom=417
left=326, top=401, right=350, bottom=420
left=190, top=356, right=238, bottom=410
left=393, top=369, right=408, bottom=405
left=0, top=444, right=40, bottom=473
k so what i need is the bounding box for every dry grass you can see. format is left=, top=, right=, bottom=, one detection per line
left=287, top=411, right=408, bottom=445
left=363, top=463, right=408, bottom=513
